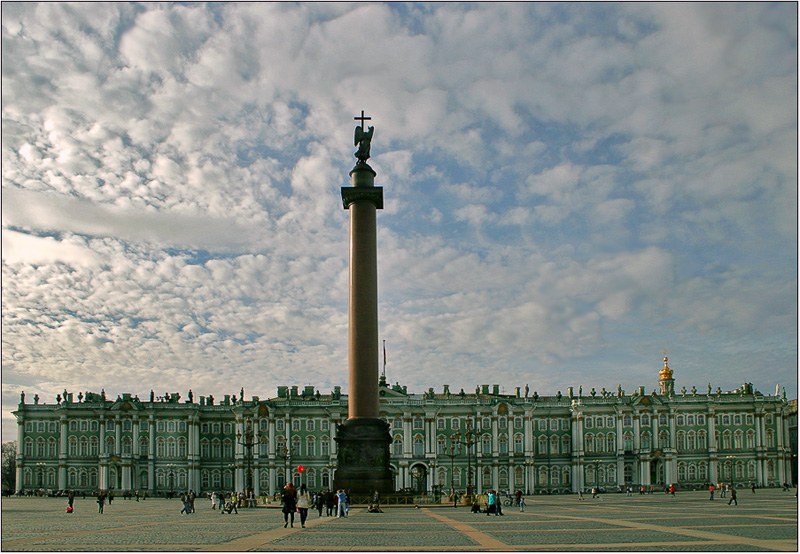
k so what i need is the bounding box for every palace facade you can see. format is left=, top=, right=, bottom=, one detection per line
left=13, top=355, right=794, bottom=495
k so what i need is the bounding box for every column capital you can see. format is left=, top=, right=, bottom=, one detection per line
left=342, top=186, right=383, bottom=209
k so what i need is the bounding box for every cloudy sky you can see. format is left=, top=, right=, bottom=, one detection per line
left=2, top=2, right=797, bottom=437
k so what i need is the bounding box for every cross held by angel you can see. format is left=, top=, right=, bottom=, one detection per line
left=354, top=110, right=374, bottom=162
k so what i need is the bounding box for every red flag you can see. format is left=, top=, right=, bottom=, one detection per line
left=297, top=465, right=306, bottom=473
left=383, top=341, right=386, bottom=366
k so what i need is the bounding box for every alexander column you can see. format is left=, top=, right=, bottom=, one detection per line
left=333, top=111, right=393, bottom=494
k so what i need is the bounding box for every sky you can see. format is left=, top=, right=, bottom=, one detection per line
left=2, top=2, right=797, bottom=439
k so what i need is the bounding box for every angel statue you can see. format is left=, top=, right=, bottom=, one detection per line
left=354, top=124, right=374, bottom=162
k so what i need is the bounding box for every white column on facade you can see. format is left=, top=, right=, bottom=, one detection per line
left=403, top=415, right=412, bottom=456
left=330, top=417, right=338, bottom=456
left=15, top=418, right=24, bottom=492
left=133, top=420, right=140, bottom=457
left=776, top=411, right=786, bottom=483
left=253, top=422, right=261, bottom=497
left=148, top=415, right=156, bottom=491
left=651, top=410, right=659, bottom=450
left=616, top=408, right=625, bottom=486
left=115, top=416, right=122, bottom=455
left=60, top=417, right=69, bottom=490
left=633, top=413, right=641, bottom=451
left=492, top=414, right=498, bottom=453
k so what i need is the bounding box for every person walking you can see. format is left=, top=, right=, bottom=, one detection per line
left=97, top=492, right=106, bottom=514
left=180, top=492, right=190, bottom=515
left=68, top=491, right=75, bottom=512
left=709, top=484, right=715, bottom=500
left=211, top=491, right=218, bottom=510
left=297, top=484, right=311, bottom=528
left=315, top=491, right=324, bottom=517
left=325, top=490, right=335, bottom=516
left=519, top=495, right=526, bottom=512
left=281, top=483, right=297, bottom=527
left=750, top=482, right=756, bottom=494
left=728, top=486, right=738, bottom=506
left=336, top=489, right=348, bottom=518
left=373, top=490, right=381, bottom=510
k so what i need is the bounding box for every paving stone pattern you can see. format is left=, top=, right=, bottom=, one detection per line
left=1, top=490, right=796, bottom=551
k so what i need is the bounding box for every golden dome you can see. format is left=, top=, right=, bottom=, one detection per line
left=660, top=351, right=673, bottom=380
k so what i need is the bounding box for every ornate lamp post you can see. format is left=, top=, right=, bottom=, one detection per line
left=35, top=462, right=45, bottom=490
left=454, top=427, right=477, bottom=500
left=726, top=455, right=737, bottom=484
left=444, top=439, right=461, bottom=507
left=275, top=445, right=291, bottom=487
left=235, top=419, right=268, bottom=496
left=166, top=464, right=176, bottom=496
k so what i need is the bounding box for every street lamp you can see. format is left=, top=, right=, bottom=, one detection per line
left=35, top=462, right=45, bottom=491
left=275, top=445, right=291, bottom=487
left=444, top=439, right=461, bottom=507
left=454, top=427, right=477, bottom=500
left=235, top=419, right=268, bottom=497
left=726, top=455, right=737, bottom=484
left=166, top=464, right=176, bottom=496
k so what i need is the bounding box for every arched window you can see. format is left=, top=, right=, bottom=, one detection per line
left=121, top=437, right=131, bottom=456
left=550, top=435, right=559, bottom=455
left=178, top=438, right=186, bottom=458
left=393, top=435, right=402, bottom=456
left=697, top=430, right=706, bottom=449
left=538, top=436, right=547, bottom=454
left=167, top=438, right=176, bottom=458
left=514, top=466, right=524, bottom=488
left=212, top=439, right=221, bottom=459
left=321, top=437, right=330, bottom=457
left=224, top=439, right=234, bottom=458
left=687, top=431, right=696, bottom=451
left=641, top=432, right=651, bottom=451
left=156, top=439, right=165, bottom=458
left=746, top=430, right=755, bottom=449
left=688, top=463, right=696, bottom=481
left=482, top=467, right=492, bottom=488
left=140, top=438, right=149, bottom=457
left=306, top=437, right=316, bottom=457
left=659, top=431, right=669, bottom=449
left=659, top=414, right=668, bottom=426
left=641, top=414, right=650, bottom=426
left=748, top=460, right=756, bottom=479
left=607, top=433, right=615, bottom=453
left=413, top=435, right=424, bottom=457
left=677, top=432, right=686, bottom=451
left=481, top=434, right=491, bottom=454
left=498, top=435, right=508, bottom=454
left=597, top=465, right=606, bottom=484
left=677, top=463, right=686, bottom=481
left=734, top=430, right=743, bottom=450
left=551, top=467, right=560, bottom=486
left=563, top=466, right=571, bottom=485
left=585, top=466, right=595, bottom=485
left=36, top=438, right=45, bottom=458
left=623, top=432, right=633, bottom=451
left=562, top=436, right=570, bottom=454
left=437, top=436, right=446, bottom=455
left=722, top=430, right=732, bottom=450
left=698, top=462, right=707, bottom=481
left=765, top=429, right=775, bottom=448
left=68, top=437, right=77, bottom=457
left=538, top=467, right=547, bottom=486
left=585, top=434, right=594, bottom=453
left=48, top=438, right=58, bottom=458
left=595, top=433, right=605, bottom=453
left=608, top=465, right=616, bottom=484
left=514, top=434, right=524, bottom=454
left=393, top=418, right=402, bottom=430
left=623, top=414, right=632, bottom=426
left=499, top=467, right=508, bottom=488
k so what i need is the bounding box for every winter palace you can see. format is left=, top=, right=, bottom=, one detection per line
left=13, top=355, right=795, bottom=496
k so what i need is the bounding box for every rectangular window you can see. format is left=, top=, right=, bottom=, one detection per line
left=306, top=419, right=315, bottom=431
left=321, top=419, right=329, bottom=431
left=452, top=417, right=461, bottom=429
left=437, top=419, right=446, bottom=430
left=514, top=417, right=523, bottom=429
left=537, top=419, right=547, bottom=431
left=276, top=420, right=285, bottom=432
left=585, top=417, right=593, bottom=429
left=157, top=421, right=165, bottom=432
left=414, top=418, right=424, bottom=430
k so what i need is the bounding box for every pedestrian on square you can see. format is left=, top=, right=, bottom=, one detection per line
left=325, top=490, right=335, bottom=516
left=281, top=483, right=297, bottom=527
left=315, top=491, right=324, bottom=517
left=180, top=492, right=190, bottom=515
left=336, top=489, right=348, bottom=518
left=728, top=486, right=738, bottom=505
left=211, top=491, right=218, bottom=510
left=519, top=495, right=526, bottom=512
left=709, top=484, right=715, bottom=500
left=374, top=489, right=381, bottom=510
left=669, top=484, right=675, bottom=497
left=750, top=482, right=756, bottom=494
left=297, top=484, right=311, bottom=528
left=97, top=492, right=106, bottom=514
left=720, top=483, right=726, bottom=498
left=345, top=490, right=351, bottom=516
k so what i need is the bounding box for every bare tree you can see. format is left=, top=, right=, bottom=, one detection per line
left=2, top=442, right=17, bottom=494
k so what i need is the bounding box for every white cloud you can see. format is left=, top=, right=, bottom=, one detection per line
left=1, top=2, right=796, bottom=437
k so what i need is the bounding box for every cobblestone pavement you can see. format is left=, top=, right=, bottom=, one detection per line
left=1, top=490, right=796, bottom=551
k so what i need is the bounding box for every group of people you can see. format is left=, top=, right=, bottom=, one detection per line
left=279, top=485, right=354, bottom=527
left=209, top=490, right=256, bottom=513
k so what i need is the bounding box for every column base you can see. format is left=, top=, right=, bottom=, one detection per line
left=333, top=418, right=393, bottom=494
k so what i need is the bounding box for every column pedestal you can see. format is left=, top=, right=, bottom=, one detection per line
left=333, top=418, right=393, bottom=494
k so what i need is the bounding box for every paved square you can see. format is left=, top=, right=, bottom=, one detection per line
left=1, top=490, right=796, bottom=551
